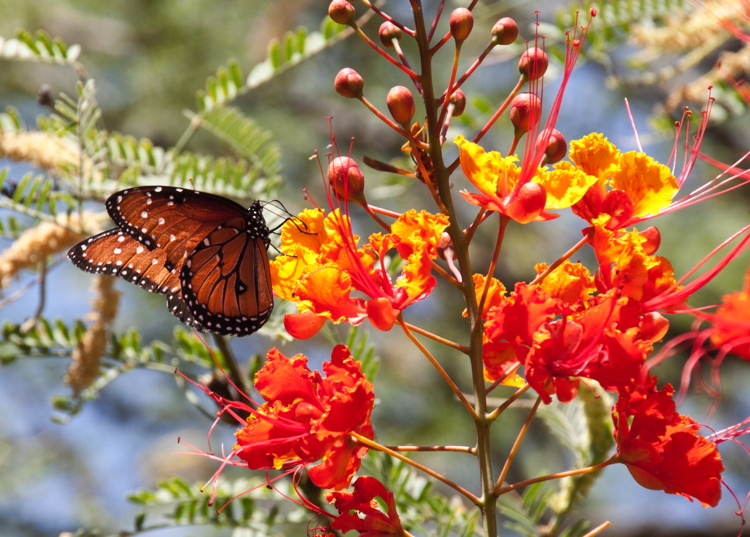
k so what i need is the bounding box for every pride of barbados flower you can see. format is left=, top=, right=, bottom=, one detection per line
left=326, top=476, right=412, bottom=537
left=455, top=134, right=598, bottom=223
left=271, top=207, right=449, bottom=332
left=613, top=385, right=724, bottom=507
left=235, top=345, right=374, bottom=490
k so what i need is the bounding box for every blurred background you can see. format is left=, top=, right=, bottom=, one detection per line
left=1, top=0, right=749, bottom=535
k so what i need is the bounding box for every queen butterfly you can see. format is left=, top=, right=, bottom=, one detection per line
left=67, top=186, right=274, bottom=336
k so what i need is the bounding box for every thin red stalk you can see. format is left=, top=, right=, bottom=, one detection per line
left=477, top=215, right=509, bottom=319
left=436, top=44, right=462, bottom=134
left=359, top=95, right=413, bottom=138
left=427, top=0, right=446, bottom=41
left=437, top=41, right=496, bottom=104
left=352, top=24, right=419, bottom=78
left=357, top=0, right=416, bottom=36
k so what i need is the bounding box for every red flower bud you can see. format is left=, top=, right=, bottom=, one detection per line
left=386, top=86, right=415, bottom=125
left=519, top=47, right=548, bottom=81
left=378, top=21, right=402, bottom=47
left=366, top=297, right=398, bottom=331
left=284, top=311, right=327, bottom=340
left=492, top=17, right=518, bottom=45
left=537, top=128, right=567, bottom=164
left=450, top=89, right=466, bottom=116
left=334, top=68, right=364, bottom=99
left=328, top=0, right=356, bottom=25
left=640, top=312, right=669, bottom=343
left=449, top=8, right=474, bottom=42
left=509, top=92, right=542, bottom=135
left=328, top=156, right=366, bottom=204
left=506, top=182, right=546, bottom=224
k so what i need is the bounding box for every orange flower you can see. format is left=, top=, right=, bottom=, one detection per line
left=570, top=133, right=678, bottom=229
left=455, top=135, right=597, bottom=224
left=271, top=208, right=449, bottom=331
left=326, top=476, right=411, bottom=537
left=614, top=385, right=724, bottom=507
left=235, top=345, right=375, bottom=490
left=707, top=269, right=750, bottom=360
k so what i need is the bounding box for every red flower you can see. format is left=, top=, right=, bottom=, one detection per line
left=614, top=385, right=724, bottom=507
left=235, top=345, right=375, bottom=490
left=326, top=476, right=411, bottom=537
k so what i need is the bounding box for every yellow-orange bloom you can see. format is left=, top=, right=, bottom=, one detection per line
left=271, top=208, right=449, bottom=331
left=455, top=135, right=598, bottom=224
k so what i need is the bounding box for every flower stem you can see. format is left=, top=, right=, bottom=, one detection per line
left=493, top=396, right=542, bottom=494
left=477, top=215, right=509, bottom=318
left=487, top=383, right=530, bottom=421
left=411, top=3, right=498, bottom=535
left=495, top=455, right=618, bottom=495
left=387, top=444, right=476, bottom=454
left=399, top=318, right=476, bottom=417
left=403, top=321, right=468, bottom=353
left=350, top=431, right=480, bottom=503
left=530, top=231, right=591, bottom=286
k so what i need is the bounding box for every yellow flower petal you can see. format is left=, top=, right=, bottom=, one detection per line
left=568, top=133, right=620, bottom=178
left=610, top=152, right=678, bottom=218
left=538, top=161, right=599, bottom=209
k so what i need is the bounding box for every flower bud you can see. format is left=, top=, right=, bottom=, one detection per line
left=450, top=89, right=466, bottom=116
left=378, top=21, right=402, bottom=47
left=284, top=311, right=327, bottom=340
left=537, top=128, right=567, bottom=164
left=386, top=86, right=415, bottom=125
left=519, top=47, right=548, bottom=81
left=506, top=182, right=546, bottom=224
left=640, top=312, right=669, bottom=343
left=328, top=0, right=356, bottom=25
left=509, top=92, right=542, bottom=135
left=328, top=156, right=366, bottom=204
left=492, top=17, right=518, bottom=45
left=449, top=8, right=474, bottom=42
left=334, top=68, right=364, bottom=99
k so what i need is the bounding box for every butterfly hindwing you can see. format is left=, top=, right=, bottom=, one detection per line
left=180, top=216, right=273, bottom=336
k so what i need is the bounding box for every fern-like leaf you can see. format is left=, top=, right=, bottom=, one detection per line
left=0, top=29, right=81, bottom=65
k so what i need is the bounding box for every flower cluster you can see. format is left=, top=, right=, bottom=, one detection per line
left=192, top=2, right=750, bottom=534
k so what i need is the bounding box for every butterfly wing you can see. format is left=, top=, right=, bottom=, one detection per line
left=105, top=186, right=249, bottom=273
left=180, top=216, right=273, bottom=336
left=67, top=229, right=207, bottom=331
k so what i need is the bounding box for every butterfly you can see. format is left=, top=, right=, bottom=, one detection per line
left=67, top=186, right=274, bottom=336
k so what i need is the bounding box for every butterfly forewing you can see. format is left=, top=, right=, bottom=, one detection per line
left=180, top=217, right=273, bottom=336
left=105, top=186, right=249, bottom=265
left=67, top=229, right=207, bottom=331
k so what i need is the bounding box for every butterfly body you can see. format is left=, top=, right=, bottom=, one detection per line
left=68, top=186, right=273, bottom=336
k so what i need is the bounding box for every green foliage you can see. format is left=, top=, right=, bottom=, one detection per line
left=364, top=450, right=481, bottom=536
left=0, top=29, right=81, bottom=65
left=126, top=476, right=297, bottom=534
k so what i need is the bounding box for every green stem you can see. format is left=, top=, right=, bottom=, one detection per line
left=411, top=3, right=497, bottom=535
